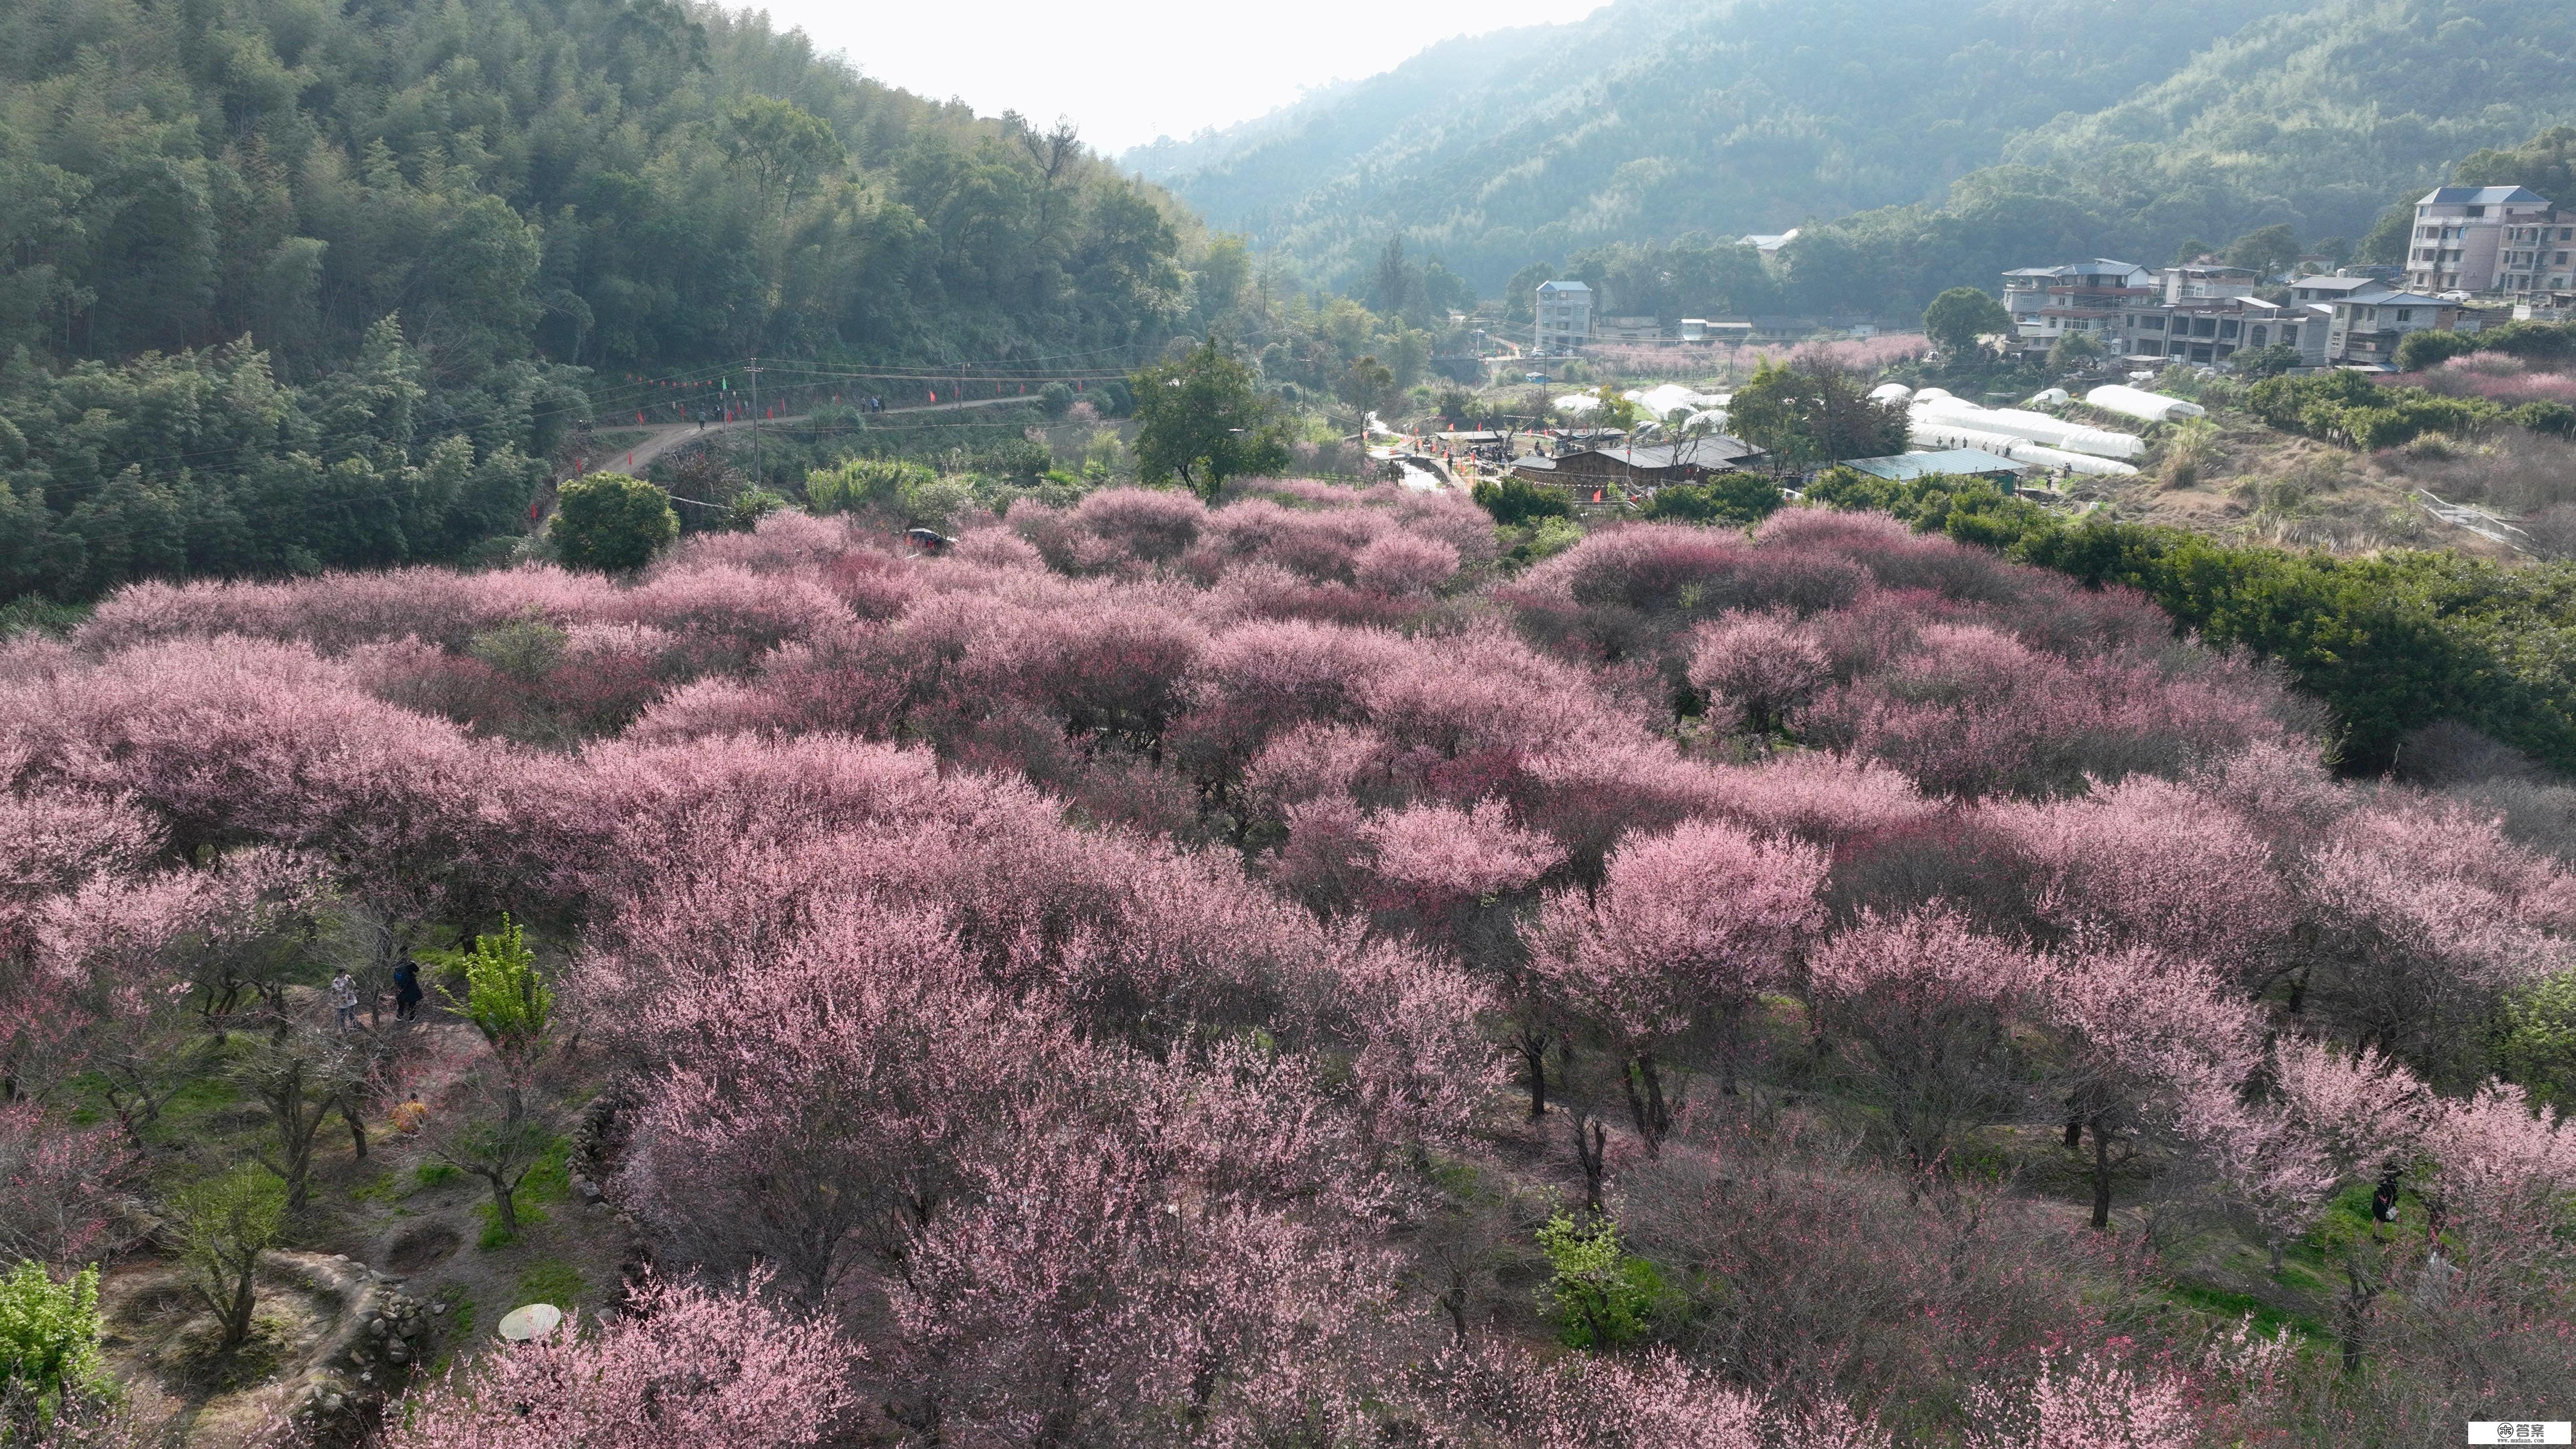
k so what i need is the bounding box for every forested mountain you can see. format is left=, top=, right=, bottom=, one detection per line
left=0, top=0, right=1215, bottom=601
left=1132, top=0, right=2576, bottom=310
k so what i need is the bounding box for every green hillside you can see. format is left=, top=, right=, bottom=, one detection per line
left=1134, top=0, right=2576, bottom=309
left=0, top=0, right=1225, bottom=601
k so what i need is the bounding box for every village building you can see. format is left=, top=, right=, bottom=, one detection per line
left=1535, top=280, right=1592, bottom=352
left=2405, top=186, right=2560, bottom=294
left=2002, top=260, right=2155, bottom=357
left=2321, top=289, right=2462, bottom=367
left=1542, top=434, right=1765, bottom=488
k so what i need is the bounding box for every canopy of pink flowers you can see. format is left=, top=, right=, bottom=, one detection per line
left=9, top=479, right=2573, bottom=1446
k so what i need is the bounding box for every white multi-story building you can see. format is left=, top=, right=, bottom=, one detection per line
left=2405, top=186, right=2560, bottom=294
left=1535, top=280, right=1592, bottom=352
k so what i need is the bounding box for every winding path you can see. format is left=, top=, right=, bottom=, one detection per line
left=573, top=394, right=1036, bottom=475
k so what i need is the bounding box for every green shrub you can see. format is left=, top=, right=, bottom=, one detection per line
left=0, top=1262, right=109, bottom=1415
left=2496, top=972, right=2576, bottom=1113
left=2248, top=370, right=2500, bottom=450
left=1472, top=474, right=1574, bottom=526
left=2394, top=329, right=2479, bottom=372
left=2480, top=320, right=2576, bottom=364
left=547, top=473, right=678, bottom=572
left=1640, top=473, right=1784, bottom=525
left=1535, top=1212, right=1665, bottom=1350
left=2231, top=342, right=2303, bottom=379
left=720, top=487, right=788, bottom=531
left=805, top=457, right=936, bottom=515
left=2512, top=400, right=2576, bottom=439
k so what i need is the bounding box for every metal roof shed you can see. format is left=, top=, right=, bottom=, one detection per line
left=1843, top=449, right=2025, bottom=482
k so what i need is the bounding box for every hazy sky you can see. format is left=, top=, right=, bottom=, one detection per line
left=750, top=0, right=1604, bottom=155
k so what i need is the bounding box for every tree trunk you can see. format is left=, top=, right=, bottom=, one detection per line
left=487, top=1175, right=519, bottom=1236
left=2339, top=1264, right=2371, bottom=1372
left=343, top=1099, right=368, bottom=1161
left=1517, top=1028, right=1549, bottom=1121
left=221, top=1262, right=259, bottom=1349
left=1573, top=1113, right=1608, bottom=1215
left=1621, top=1053, right=1670, bottom=1158
left=2089, top=1120, right=2114, bottom=1231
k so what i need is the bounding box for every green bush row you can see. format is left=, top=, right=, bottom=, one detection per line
left=2245, top=370, right=2576, bottom=449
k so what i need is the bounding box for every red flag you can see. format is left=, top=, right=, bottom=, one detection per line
left=929, top=390, right=938, bottom=402
left=627, top=452, right=633, bottom=467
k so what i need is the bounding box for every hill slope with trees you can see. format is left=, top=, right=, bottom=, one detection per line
left=0, top=0, right=1221, bottom=603
left=1131, top=0, right=2576, bottom=311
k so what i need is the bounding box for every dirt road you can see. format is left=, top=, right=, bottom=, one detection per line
left=571, top=394, right=1035, bottom=474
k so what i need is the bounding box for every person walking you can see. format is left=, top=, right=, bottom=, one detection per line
left=393, top=960, right=423, bottom=1022
left=330, top=969, right=361, bottom=1031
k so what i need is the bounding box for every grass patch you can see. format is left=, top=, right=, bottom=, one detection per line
left=2165, top=1282, right=2330, bottom=1341
left=515, top=1259, right=586, bottom=1308
left=518, top=1138, right=573, bottom=1205
left=349, top=1170, right=399, bottom=1204
left=477, top=1199, right=550, bottom=1249
left=414, top=1162, right=463, bottom=1191
left=426, top=1290, right=477, bottom=1377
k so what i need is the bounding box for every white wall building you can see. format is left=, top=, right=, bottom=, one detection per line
left=2406, top=186, right=2558, bottom=294
left=1535, top=280, right=1592, bottom=352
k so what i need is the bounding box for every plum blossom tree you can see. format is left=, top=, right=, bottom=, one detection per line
left=1964, top=1350, right=2203, bottom=1449
left=2414, top=1081, right=2576, bottom=1286
left=614, top=901, right=1066, bottom=1302
left=889, top=1047, right=1404, bottom=1444
left=2031, top=946, right=2265, bottom=1229
left=380, top=1273, right=860, bottom=1449
left=2198, top=1038, right=2424, bottom=1274
left=1988, top=774, right=2289, bottom=979
left=1806, top=908, right=2038, bottom=1182
left=0, top=1103, right=131, bottom=1268
left=1688, top=607, right=1830, bottom=738
left=2302, top=796, right=2576, bottom=1084
left=1533, top=819, right=1826, bottom=1150
left=1426, top=1343, right=1890, bottom=1448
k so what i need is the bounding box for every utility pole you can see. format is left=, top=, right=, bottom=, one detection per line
left=746, top=356, right=763, bottom=486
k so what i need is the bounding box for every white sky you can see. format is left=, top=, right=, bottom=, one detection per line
left=749, top=0, right=1606, bottom=155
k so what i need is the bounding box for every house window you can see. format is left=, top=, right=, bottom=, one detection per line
left=2283, top=326, right=2299, bottom=346
left=2396, top=308, right=2413, bottom=322
left=2220, top=320, right=2239, bottom=339
left=2251, top=326, right=2269, bottom=345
